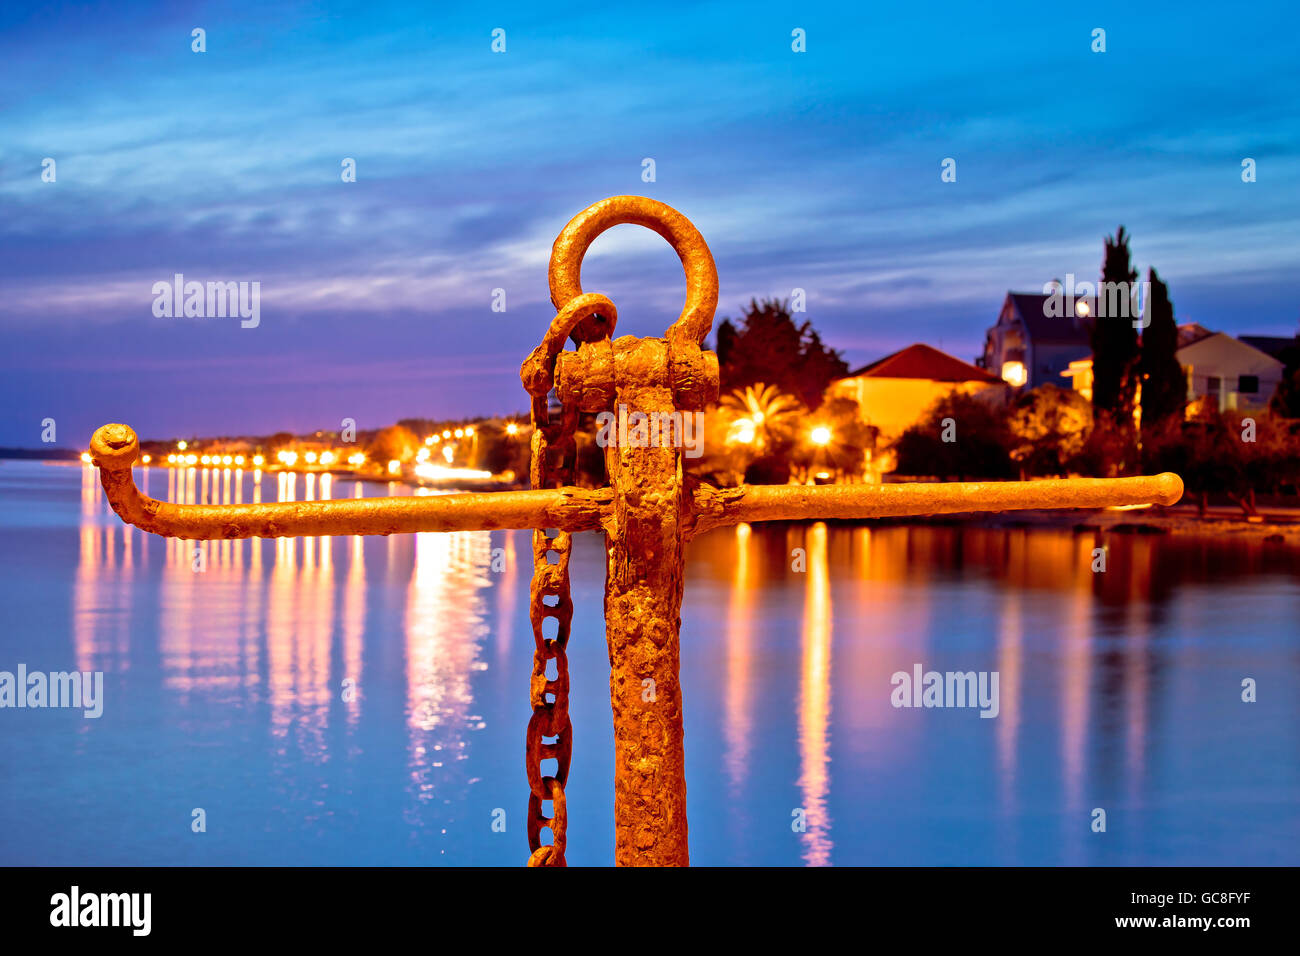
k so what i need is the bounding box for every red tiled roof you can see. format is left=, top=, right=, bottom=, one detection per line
left=847, top=343, right=1003, bottom=384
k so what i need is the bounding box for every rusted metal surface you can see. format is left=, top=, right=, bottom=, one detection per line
left=90, top=194, right=1186, bottom=868
left=519, top=287, right=617, bottom=867
left=690, top=473, right=1185, bottom=534
left=89, top=428, right=1184, bottom=542
left=549, top=195, right=717, bottom=349
left=90, top=424, right=610, bottom=538
left=547, top=196, right=721, bottom=866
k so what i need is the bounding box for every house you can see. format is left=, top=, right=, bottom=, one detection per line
left=980, top=291, right=1094, bottom=390
left=1061, top=324, right=1285, bottom=415
left=827, top=344, right=1008, bottom=479
left=1178, top=329, right=1284, bottom=413
left=1238, top=334, right=1299, bottom=366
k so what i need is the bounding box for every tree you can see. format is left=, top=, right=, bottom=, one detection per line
left=265, top=432, right=295, bottom=453
left=1144, top=409, right=1300, bottom=517
left=1138, top=267, right=1186, bottom=429
left=367, top=424, right=420, bottom=465
left=893, top=392, right=1014, bottom=481
left=713, top=383, right=805, bottom=485
left=1268, top=331, right=1300, bottom=418
left=1089, top=227, right=1140, bottom=472
left=1007, top=384, right=1092, bottom=477
left=714, top=298, right=848, bottom=410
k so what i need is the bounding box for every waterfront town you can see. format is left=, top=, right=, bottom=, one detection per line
left=85, top=231, right=1300, bottom=526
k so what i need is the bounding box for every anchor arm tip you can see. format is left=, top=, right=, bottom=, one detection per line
left=90, top=423, right=140, bottom=471
left=1154, top=471, right=1184, bottom=506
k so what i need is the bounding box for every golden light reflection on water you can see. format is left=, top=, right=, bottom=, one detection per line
left=72, top=463, right=496, bottom=798
left=694, top=520, right=1205, bottom=864
left=68, top=460, right=1242, bottom=863
left=723, top=523, right=755, bottom=795
left=797, top=521, right=833, bottom=866
left=404, top=524, right=492, bottom=814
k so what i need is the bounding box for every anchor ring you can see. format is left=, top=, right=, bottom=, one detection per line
left=548, top=195, right=718, bottom=348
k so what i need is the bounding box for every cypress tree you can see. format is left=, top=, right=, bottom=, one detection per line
left=1139, top=267, right=1186, bottom=428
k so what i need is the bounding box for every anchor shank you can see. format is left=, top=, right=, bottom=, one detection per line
left=602, top=343, right=691, bottom=867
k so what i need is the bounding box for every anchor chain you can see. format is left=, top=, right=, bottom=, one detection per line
left=519, top=291, right=618, bottom=866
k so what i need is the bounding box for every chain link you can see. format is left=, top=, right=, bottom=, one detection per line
left=520, top=292, right=616, bottom=867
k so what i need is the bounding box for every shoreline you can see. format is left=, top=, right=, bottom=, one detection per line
left=16, top=457, right=1298, bottom=542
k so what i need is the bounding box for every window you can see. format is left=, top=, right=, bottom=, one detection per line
left=1238, top=375, right=1260, bottom=394
left=1000, top=361, right=1027, bottom=387
left=1207, top=376, right=1221, bottom=393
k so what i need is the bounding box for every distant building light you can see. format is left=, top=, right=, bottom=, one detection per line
left=304, top=452, right=317, bottom=464
left=414, top=462, right=492, bottom=482
left=387, top=459, right=401, bottom=475
left=141, top=454, right=151, bottom=464
left=177, top=440, right=187, bottom=451
left=80, top=452, right=92, bottom=464
left=252, top=455, right=264, bottom=467
left=1075, top=300, right=1090, bottom=318
left=1001, top=361, right=1028, bottom=387
left=505, top=423, right=519, bottom=436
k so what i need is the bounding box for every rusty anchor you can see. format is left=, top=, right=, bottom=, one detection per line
left=90, top=195, right=1184, bottom=866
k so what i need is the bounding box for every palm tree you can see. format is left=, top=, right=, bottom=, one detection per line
left=719, top=383, right=804, bottom=451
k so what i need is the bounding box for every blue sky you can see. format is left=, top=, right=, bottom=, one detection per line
left=2, top=0, right=1298, bottom=446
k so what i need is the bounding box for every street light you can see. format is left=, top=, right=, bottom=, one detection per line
left=728, top=418, right=756, bottom=445
left=810, top=425, right=832, bottom=446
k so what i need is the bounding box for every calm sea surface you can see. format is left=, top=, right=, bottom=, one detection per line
left=1, top=459, right=1297, bottom=866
